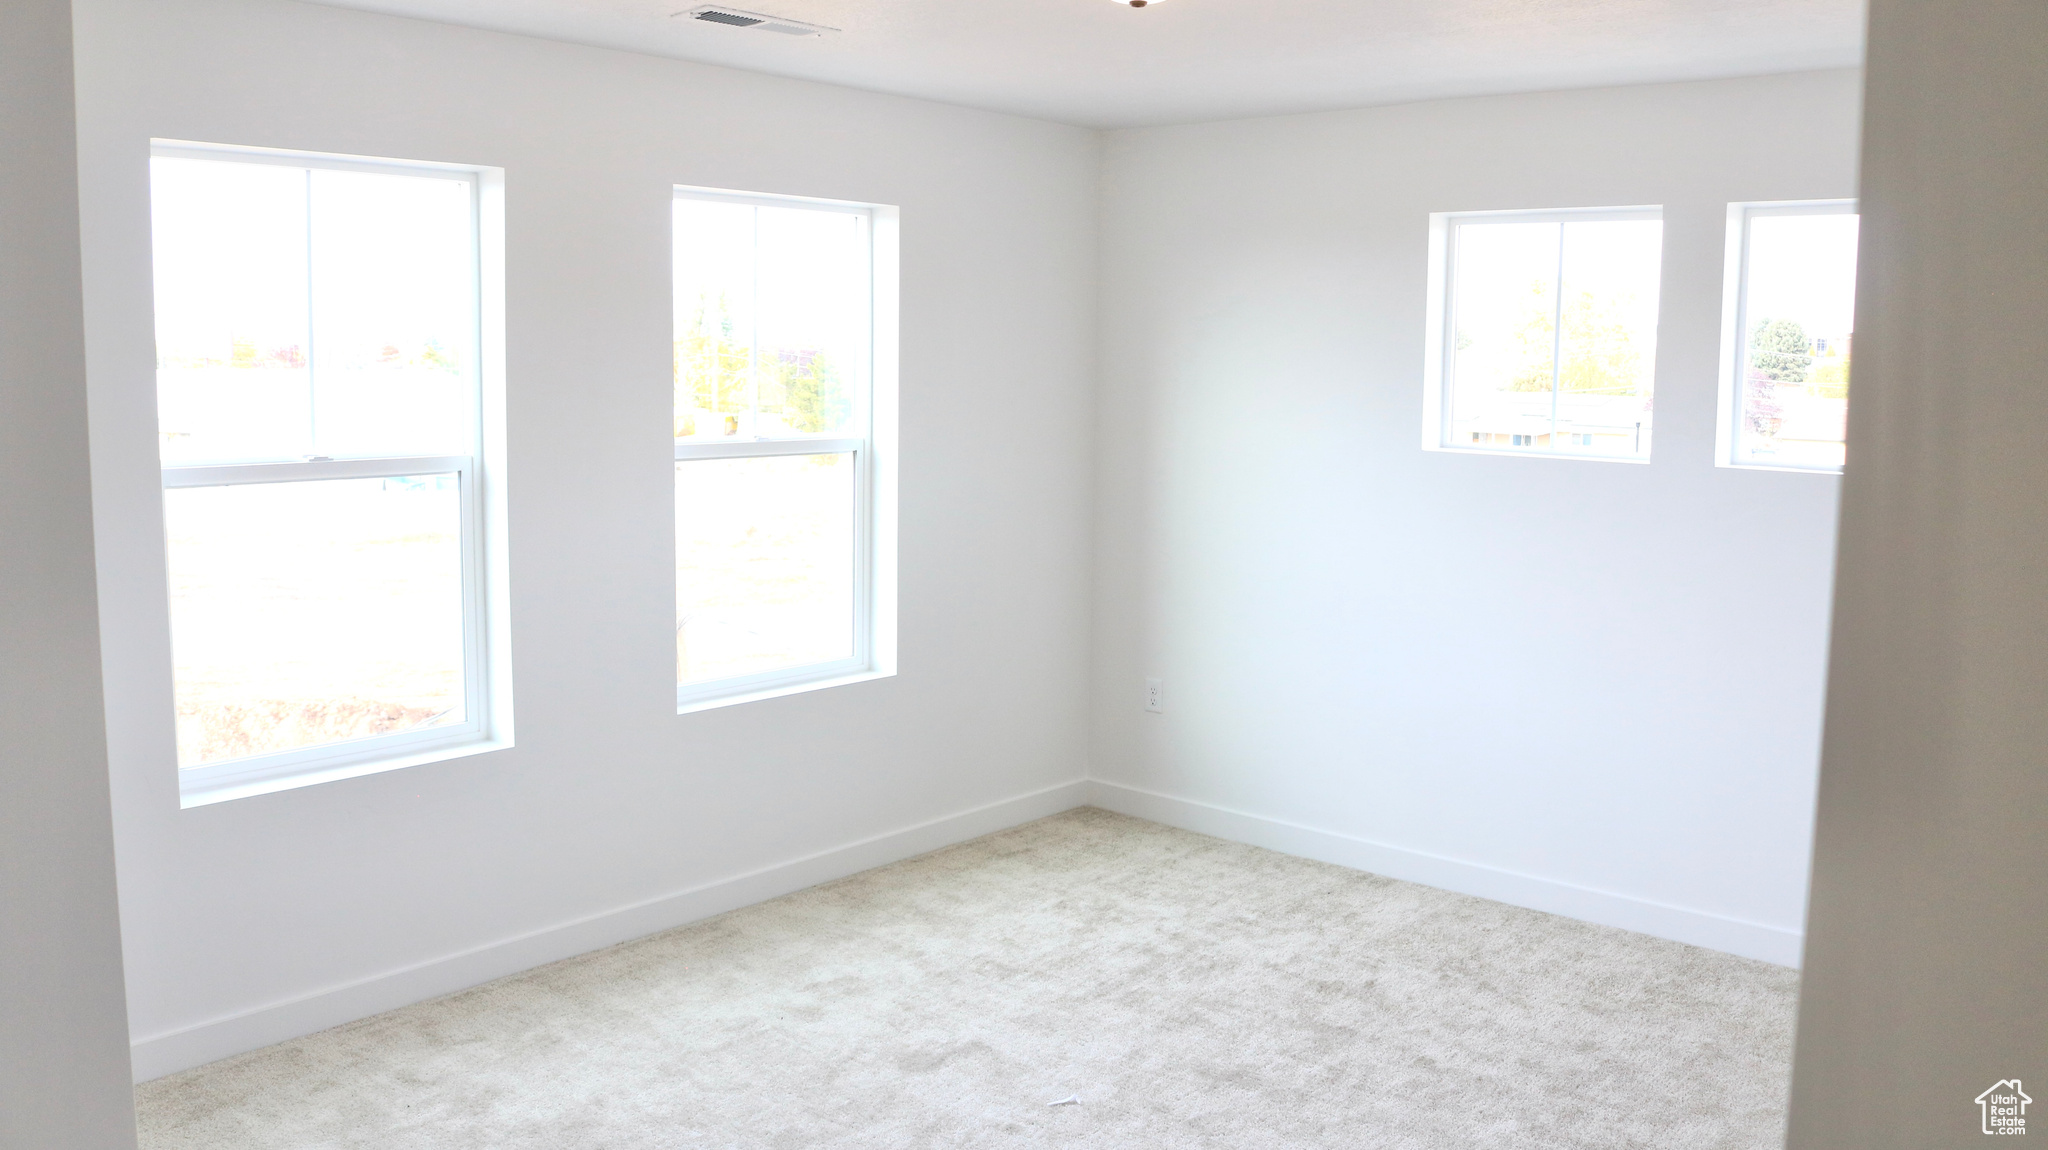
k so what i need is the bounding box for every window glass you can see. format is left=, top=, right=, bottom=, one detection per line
left=675, top=453, right=856, bottom=686
left=1731, top=209, right=1858, bottom=470
left=152, top=159, right=474, bottom=464
left=1444, top=214, right=1662, bottom=459
left=673, top=198, right=755, bottom=440
left=151, top=158, right=312, bottom=464
left=308, top=169, right=475, bottom=458
left=674, top=200, right=865, bottom=441
left=165, top=476, right=465, bottom=766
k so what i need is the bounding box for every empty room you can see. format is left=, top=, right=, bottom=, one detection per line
left=3, top=0, right=2043, bottom=1147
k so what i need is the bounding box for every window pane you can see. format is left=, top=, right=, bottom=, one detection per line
left=753, top=206, right=864, bottom=437
left=673, top=201, right=866, bottom=442
left=1447, top=217, right=1661, bottom=458
left=1555, top=219, right=1660, bottom=457
left=1448, top=221, right=1560, bottom=450
left=151, top=157, right=312, bottom=464
left=165, top=476, right=466, bottom=767
left=673, top=199, right=756, bottom=440
left=1736, top=212, right=1858, bottom=469
left=149, top=156, right=475, bottom=464
left=676, top=454, right=855, bottom=685
left=310, top=169, right=476, bottom=458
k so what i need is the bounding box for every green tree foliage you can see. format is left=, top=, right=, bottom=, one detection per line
left=1749, top=318, right=1813, bottom=383
left=1809, top=342, right=1850, bottom=399
left=674, top=295, right=750, bottom=437
left=417, top=337, right=458, bottom=373
left=1508, top=282, right=1647, bottom=395
left=673, top=293, right=850, bottom=436
left=210, top=335, right=304, bottom=370
left=770, top=351, right=850, bottom=434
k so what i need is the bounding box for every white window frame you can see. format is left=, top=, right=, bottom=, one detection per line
left=152, top=141, right=512, bottom=808
left=672, top=185, right=898, bottom=714
left=1423, top=205, right=1663, bottom=464
left=1715, top=198, right=1858, bottom=474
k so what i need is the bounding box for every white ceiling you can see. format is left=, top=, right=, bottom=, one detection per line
left=307, top=0, right=1865, bottom=128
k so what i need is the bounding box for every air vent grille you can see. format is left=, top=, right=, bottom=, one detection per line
left=680, top=5, right=838, bottom=36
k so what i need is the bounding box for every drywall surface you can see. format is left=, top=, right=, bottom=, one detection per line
left=1093, top=70, right=1862, bottom=966
left=73, top=0, right=1096, bottom=1077
left=0, top=0, right=141, bottom=1142
left=1787, top=5, right=2048, bottom=1146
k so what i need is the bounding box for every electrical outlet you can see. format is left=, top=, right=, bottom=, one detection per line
left=1145, top=677, right=1164, bottom=713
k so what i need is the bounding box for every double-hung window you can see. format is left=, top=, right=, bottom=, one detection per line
left=1717, top=201, right=1859, bottom=472
left=672, top=188, right=894, bottom=709
left=149, top=143, right=505, bottom=805
left=1425, top=207, right=1664, bottom=461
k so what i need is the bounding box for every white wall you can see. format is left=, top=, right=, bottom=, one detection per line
left=1091, top=70, right=1862, bottom=966
left=1789, top=5, right=2048, bottom=1143
left=73, top=0, right=1098, bottom=1079
left=0, top=0, right=139, bottom=1142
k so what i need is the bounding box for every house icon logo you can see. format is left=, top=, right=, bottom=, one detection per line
left=1976, top=1079, right=2030, bottom=1136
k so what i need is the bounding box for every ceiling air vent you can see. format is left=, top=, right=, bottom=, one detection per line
left=680, top=6, right=839, bottom=36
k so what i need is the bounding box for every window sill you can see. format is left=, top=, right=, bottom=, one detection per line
left=1425, top=444, right=1651, bottom=465
left=677, top=668, right=894, bottom=717
left=1716, top=459, right=1844, bottom=476
left=178, top=736, right=512, bottom=809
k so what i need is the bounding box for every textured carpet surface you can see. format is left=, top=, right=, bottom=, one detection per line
left=135, top=809, right=1799, bottom=1148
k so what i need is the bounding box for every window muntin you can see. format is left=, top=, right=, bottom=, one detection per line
left=673, top=191, right=875, bottom=707
left=1719, top=202, right=1859, bottom=472
left=1430, top=209, right=1664, bottom=461
left=149, top=145, right=494, bottom=799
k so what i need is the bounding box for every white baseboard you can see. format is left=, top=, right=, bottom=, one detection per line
left=1084, top=780, right=1804, bottom=969
left=130, top=779, right=1092, bottom=1082
left=132, top=776, right=1800, bottom=1081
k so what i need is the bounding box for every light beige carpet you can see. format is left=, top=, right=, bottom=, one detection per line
left=135, top=809, right=1799, bottom=1149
